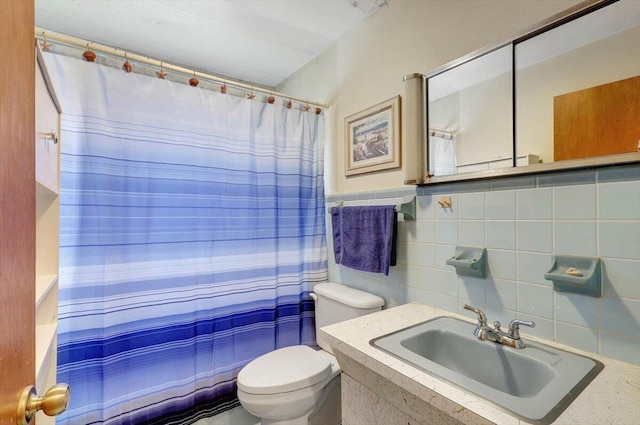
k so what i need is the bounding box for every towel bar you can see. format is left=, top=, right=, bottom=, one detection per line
left=327, top=195, right=416, bottom=221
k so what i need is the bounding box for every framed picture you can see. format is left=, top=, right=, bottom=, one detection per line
left=344, top=95, right=401, bottom=176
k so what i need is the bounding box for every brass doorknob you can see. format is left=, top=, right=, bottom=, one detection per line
left=17, top=384, right=70, bottom=425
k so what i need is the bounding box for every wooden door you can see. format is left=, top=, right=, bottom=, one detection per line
left=0, top=1, right=36, bottom=424
left=554, top=76, right=640, bottom=161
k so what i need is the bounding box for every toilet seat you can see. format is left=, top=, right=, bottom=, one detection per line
left=238, top=345, right=332, bottom=395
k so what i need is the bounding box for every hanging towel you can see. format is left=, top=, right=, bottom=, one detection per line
left=331, top=205, right=397, bottom=275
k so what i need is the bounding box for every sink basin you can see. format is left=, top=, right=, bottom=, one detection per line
left=371, top=316, right=604, bottom=424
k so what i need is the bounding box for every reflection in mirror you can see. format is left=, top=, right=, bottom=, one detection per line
left=516, top=0, right=640, bottom=166
left=427, top=45, right=513, bottom=177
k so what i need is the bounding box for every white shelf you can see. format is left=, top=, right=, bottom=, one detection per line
left=35, top=322, right=58, bottom=390
left=36, top=274, right=58, bottom=308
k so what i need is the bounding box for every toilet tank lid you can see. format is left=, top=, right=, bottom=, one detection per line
left=313, top=282, right=384, bottom=309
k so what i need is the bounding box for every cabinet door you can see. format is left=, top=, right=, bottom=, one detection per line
left=35, top=56, right=59, bottom=193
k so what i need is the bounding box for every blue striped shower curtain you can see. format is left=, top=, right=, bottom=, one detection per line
left=44, top=53, right=327, bottom=424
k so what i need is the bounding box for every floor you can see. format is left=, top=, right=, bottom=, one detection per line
left=193, top=405, right=260, bottom=425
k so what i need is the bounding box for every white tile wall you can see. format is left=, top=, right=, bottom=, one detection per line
left=326, top=165, right=640, bottom=366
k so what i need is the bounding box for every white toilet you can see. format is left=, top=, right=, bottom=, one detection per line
left=237, top=282, right=384, bottom=425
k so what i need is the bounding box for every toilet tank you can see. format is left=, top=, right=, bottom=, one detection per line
left=312, top=282, right=384, bottom=335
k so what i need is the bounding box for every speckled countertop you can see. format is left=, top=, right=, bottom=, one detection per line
left=318, top=303, right=640, bottom=425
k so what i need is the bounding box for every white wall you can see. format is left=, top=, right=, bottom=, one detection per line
left=277, top=0, right=582, bottom=195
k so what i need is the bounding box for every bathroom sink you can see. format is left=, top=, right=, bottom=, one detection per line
left=371, top=316, right=604, bottom=424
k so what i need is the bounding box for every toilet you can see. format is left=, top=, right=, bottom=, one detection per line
left=237, top=282, right=385, bottom=425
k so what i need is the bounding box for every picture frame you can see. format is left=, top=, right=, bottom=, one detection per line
left=344, top=95, right=401, bottom=176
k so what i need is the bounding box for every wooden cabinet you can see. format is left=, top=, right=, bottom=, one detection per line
left=35, top=45, right=61, bottom=425
left=554, top=76, right=640, bottom=161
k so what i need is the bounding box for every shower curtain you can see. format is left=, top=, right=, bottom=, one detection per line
left=45, top=53, right=327, bottom=424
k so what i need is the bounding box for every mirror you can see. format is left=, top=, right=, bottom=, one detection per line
left=427, top=45, right=512, bottom=176
left=424, top=0, right=640, bottom=181
left=515, top=0, right=640, bottom=166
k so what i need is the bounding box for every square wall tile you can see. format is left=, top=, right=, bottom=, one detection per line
left=486, top=190, right=515, bottom=220
left=436, top=269, right=459, bottom=297
left=435, top=245, right=456, bottom=270
left=458, top=193, right=485, bottom=220
left=518, top=313, right=554, bottom=340
left=554, top=222, right=597, bottom=256
left=396, top=239, right=408, bottom=265
left=415, top=221, right=436, bottom=244
left=459, top=299, right=488, bottom=317
left=554, top=292, right=598, bottom=329
left=485, top=306, right=517, bottom=327
left=487, top=249, right=517, bottom=280
left=378, top=282, right=401, bottom=307
left=599, top=332, right=640, bottom=366
left=459, top=221, right=485, bottom=248
left=518, top=282, right=553, bottom=318
left=555, top=323, right=598, bottom=354
left=487, top=278, right=516, bottom=310
left=435, top=221, right=457, bottom=245
left=517, top=221, right=552, bottom=253
left=410, top=266, right=437, bottom=293
left=602, top=259, right=640, bottom=299
left=397, top=220, right=413, bottom=243
left=600, top=297, right=640, bottom=339
left=406, top=287, right=437, bottom=308
left=517, top=188, right=553, bottom=220
left=404, top=242, right=435, bottom=268
left=388, top=264, right=408, bottom=287
left=436, top=294, right=460, bottom=314
left=517, top=252, right=553, bottom=285
left=487, top=221, right=516, bottom=250
left=405, top=264, right=435, bottom=289
left=554, top=185, right=596, bottom=220
left=599, top=222, right=640, bottom=260
left=416, top=195, right=437, bottom=219
left=599, top=181, right=640, bottom=220
left=459, top=276, right=486, bottom=304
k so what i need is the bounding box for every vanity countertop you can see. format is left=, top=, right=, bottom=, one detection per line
left=318, top=302, right=640, bottom=425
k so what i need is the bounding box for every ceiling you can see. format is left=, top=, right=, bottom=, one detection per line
left=35, top=0, right=388, bottom=88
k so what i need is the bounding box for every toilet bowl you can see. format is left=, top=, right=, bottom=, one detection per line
left=237, top=346, right=340, bottom=425
left=236, top=282, right=385, bottom=425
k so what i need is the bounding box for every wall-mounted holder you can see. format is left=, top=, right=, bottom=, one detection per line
left=328, top=195, right=416, bottom=221
left=446, top=247, right=486, bottom=278
left=544, top=255, right=601, bottom=297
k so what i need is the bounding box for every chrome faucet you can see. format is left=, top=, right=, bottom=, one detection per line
left=463, top=304, right=535, bottom=349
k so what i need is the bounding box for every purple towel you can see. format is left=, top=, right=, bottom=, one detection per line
left=331, top=205, right=397, bottom=275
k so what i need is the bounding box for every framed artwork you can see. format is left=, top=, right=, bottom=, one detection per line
left=344, top=95, right=400, bottom=176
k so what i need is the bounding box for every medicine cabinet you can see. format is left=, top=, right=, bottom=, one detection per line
left=422, top=0, right=639, bottom=182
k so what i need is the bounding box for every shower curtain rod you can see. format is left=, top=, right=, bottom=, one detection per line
left=34, top=27, right=328, bottom=109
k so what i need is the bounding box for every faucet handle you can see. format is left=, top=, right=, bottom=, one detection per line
left=508, top=319, right=535, bottom=339
left=464, top=304, right=487, bottom=327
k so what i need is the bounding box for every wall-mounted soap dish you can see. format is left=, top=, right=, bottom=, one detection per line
left=544, top=255, right=601, bottom=297
left=446, top=247, right=486, bottom=278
